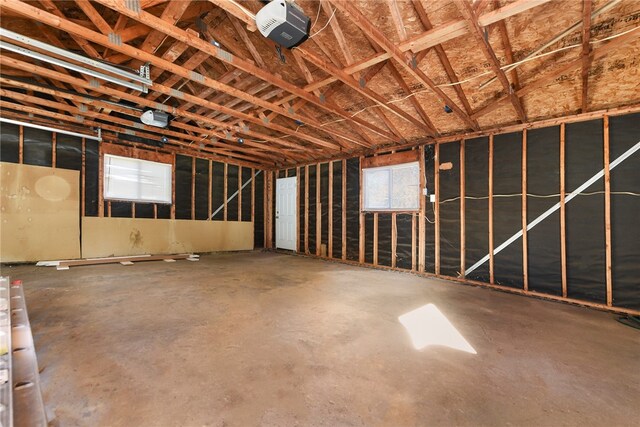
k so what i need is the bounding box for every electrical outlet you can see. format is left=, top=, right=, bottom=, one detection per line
left=429, top=194, right=436, bottom=203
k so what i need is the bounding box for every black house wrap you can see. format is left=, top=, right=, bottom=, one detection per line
left=0, top=124, right=262, bottom=235
left=266, top=111, right=639, bottom=314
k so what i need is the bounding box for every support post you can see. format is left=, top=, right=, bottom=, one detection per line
left=81, top=138, right=86, bottom=217
left=223, top=163, right=228, bottom=221
left=305, top=165, right=309, bottom=254
left=99, top=143, right=104, bottom=217
left=328, top=162, right=333, bottom=258
left=418, top=145, right=426, bottom=273
left=18, top=125, right=23, bottom=163
left=191, top=157, right=196, bottom=220
left=560, top=123, right=567, bottom=297
left=434, top=143, right=440, bottom=275
left=522, top=130, right=529, bottom=291
left=51, top=132, right=56, bottom=168
left=316, top=163, right=321, bottom=256
left=460, top=139, right=466, bottom=277
left=489, top=135, right=494, bottom=284
left=342, top=159, right=347, bottom=261
left=208, top=160, right=213, bottom=221
left=359, top=156, right=365, bottom=264
left=604, top=115, right=613, bottom=306
left=373, top=213, right=379, bottom=265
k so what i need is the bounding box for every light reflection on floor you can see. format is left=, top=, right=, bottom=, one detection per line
left=399, top=304, right=477, bottom=354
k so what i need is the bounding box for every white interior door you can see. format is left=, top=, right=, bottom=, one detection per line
left=276, top=176, right=297, bottom=251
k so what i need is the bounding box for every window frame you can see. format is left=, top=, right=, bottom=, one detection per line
left=362, top=160, right=421, bottom=212
left=103, top=153, right=173, bottom=204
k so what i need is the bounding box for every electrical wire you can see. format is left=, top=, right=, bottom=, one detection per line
left=317, top=24, right=639, bottom=127
left=310, top=1, right=322, bottom=31
left=439, top=190, right=640, bottom=205
left=309, top=7, right=337, bottom=39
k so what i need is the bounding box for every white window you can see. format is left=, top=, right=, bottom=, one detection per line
left=363, top=161, right=420, bottom=211
left=104, top=154, right=172, bottom=204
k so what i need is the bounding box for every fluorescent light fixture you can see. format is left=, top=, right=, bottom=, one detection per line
left=0, top=27, right=151, bottom=91
left=0, top=41, right=148, bottom=93
left=0, top=117, right=102, bottom=141
left=399, top=304, right=477, bottom=354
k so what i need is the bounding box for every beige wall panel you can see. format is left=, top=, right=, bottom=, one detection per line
left=0, top=162, right=81, bottom=262
left=81, top=217, right=253, bottom=258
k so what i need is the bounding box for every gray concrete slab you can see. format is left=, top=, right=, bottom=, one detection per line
left=4, top=252, right=639, bottom=426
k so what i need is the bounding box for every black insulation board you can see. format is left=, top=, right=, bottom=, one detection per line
left=492, top=132, right=523, bottom=288
left=84, top=139, right=99, bottom=216
left=527, top=126, right=562, bottom=296
left=610, top=113, right=640, bottom=310
left=464, top=137, right=489, bottom=282
left=364, top=213, right=374, bottom=264
left=0, top=122, right=19, bottom=163
left=227, top=165, right=239, bottom=221
left=320, top=163, right=329, bottom=248
left=135, top=203, right=154, bottom=218
left=565, top=119, right=605, bottom=303
left=175, top=155, right=192, bottom=220
left=346, top=158, right=360, bottom=261
left=377, top=214, right=392, bottom=267
left=157, top=203, right=171, bottom=219
left=439, top=141, right=461, bottom=277
left=55, top=134, right=82, bottom=171
left=110, top=201, right=132, bottom=218
left=254, top=170, right=265, bottom=248
left=287, top=168, right=296, bottom=177
left=211, top=161, right=225, bottom=221
left=298, top=169, right=305, bottom=251
left=195, top=158, right=209, bottom=220
left=23, top=128, right=52, bottom=167
left=424, top=145, right=436, bottom=273
left=396, top=214, right=413, bottom=270
left=308, top=165, right=317, bottom=253
left=331, top=161, right=342, bottom=259
left=241, top=167, right=252, bottom=222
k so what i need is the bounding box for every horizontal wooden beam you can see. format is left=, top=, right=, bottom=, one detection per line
left=361, top=150, right=421, bottom=168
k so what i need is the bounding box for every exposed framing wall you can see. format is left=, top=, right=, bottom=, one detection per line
left=0, top=125, right=266, bottom=249
left=266, top=110, right=640, bottom=315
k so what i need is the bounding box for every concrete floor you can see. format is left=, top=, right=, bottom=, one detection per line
left=3, top=252, right=639, bottom=426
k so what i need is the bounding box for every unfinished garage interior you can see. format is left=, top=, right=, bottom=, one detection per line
left=0, top=0, right=639, bottom=424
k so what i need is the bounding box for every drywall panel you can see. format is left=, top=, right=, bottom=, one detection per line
left=0, top=162, right=80, bottom=262
left=81, top=217, right=253, bottom=258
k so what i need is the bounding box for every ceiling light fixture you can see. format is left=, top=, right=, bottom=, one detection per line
left=0, top=27, right=152, bottom=92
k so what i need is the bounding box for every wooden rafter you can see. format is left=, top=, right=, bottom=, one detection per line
left=0, top=56, right=322, bottom=160
left=472, top=26, right=640, bottom=119
left=0, top=0, right=387, bottom=149
left=89, top=0, right=395, bottom=143
left=329, top=0, right=478, bottom=130
left=454, top=0, right=527, bottom=123
left=492, top=0, right=521, bottom=93
left=0, top=85, right=286, bottom=165
left=411, top=0, right=475, bottom=119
